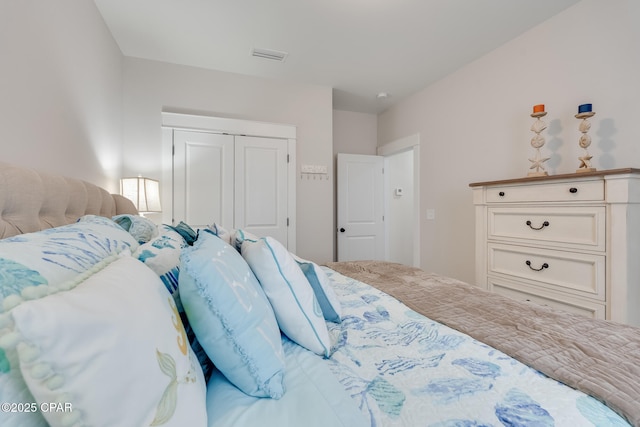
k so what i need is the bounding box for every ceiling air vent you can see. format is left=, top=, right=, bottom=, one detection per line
left=251, top=47, right=288, bottom=62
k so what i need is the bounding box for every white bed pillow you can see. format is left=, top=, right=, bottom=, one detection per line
left=231, top=228, right=258, bottom=252
left=134, top=225, right=214, bottom=380
left=241, top=237, right=331, bottom=357
left=207, top=223, right=233, bottom=245
left=4, top=256, right=207, bottom=427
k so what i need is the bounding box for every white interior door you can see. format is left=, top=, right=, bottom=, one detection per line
left=173, top=130, right=234, bottom=229
left=235, top=136, right=289, bottom=247
left=337, top=153, right=385, bottom=261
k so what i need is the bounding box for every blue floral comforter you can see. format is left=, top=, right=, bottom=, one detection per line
left=322, top=267, right=629, bottom=427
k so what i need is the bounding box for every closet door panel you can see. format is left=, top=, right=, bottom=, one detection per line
left=235, top=136, right=288, bottom=246
left=173, top=131, right=234, bottom=229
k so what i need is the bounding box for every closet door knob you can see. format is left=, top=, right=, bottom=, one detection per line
left=339, top=228, right=345, bottom=233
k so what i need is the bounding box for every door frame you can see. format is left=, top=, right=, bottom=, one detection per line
left=378, top=133, right=420, bottom=267
left=161, top=112, right=297, bottom=252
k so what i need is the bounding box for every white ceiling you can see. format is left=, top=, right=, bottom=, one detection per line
left=95, top=0, right=580, bottom=114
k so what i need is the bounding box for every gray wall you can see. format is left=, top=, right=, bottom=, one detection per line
left=122, top=58, right=334, bottom=263
left=0, top=0, right=123, bottom=191
left=378, top=0, right=640, bottom=283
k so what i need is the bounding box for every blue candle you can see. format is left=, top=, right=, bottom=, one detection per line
left=578, top=103, right=592, bottom=113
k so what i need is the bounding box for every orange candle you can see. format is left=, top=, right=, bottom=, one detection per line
left=533, top=104, right=545, bottom=113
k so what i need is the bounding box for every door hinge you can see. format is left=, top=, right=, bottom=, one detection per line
left=172, top=145, right=175, bottom=156
left=287, top=154, right=290, bottom=163
left=287, top=217, right=290, bottom=226
left=382, top=215, right=385, bottom=221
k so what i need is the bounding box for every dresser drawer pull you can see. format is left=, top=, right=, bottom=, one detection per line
left=525, top=220, right=550, bottom=230
left=569, top=187, right=578, bottom=194
left=525, top=260, right=549, bottom=271
left=498, top=191, right=505, bottom=197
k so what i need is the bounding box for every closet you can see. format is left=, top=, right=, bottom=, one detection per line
left=162, top=113, right=296, bottom=251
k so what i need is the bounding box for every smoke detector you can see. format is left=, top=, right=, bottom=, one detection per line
left=251, top=47, right=288, bottom=62
left=376, top=92, right=390, bottom=100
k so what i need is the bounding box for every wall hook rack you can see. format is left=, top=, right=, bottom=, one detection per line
left=300, top=164, right=329, bottom=180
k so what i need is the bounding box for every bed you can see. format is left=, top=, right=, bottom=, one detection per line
left=0, top=161, right=638, bottom=427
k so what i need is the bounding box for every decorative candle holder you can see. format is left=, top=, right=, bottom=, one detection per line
left=528, top=104, right=550, bottom=177
left=575, top=103, right=596, bottom=173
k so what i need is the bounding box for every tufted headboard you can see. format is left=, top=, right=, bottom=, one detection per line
left=0, top=162, right=138, bottom=239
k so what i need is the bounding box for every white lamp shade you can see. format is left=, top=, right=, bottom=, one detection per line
left=120, top=177, right=162, bottom=213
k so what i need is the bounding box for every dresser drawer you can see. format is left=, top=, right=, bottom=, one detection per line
left=485, top=180, right=604, bottom=203
left=487, top=243, right=605, bottom=300
left=488, top=206, right=605, bottom=251
left=489, top=277, right=605, bottom=319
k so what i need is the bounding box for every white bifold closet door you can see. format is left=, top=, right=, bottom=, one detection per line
left=173, top=131, right=234, bottom=230
left=173, top=130, right=289, bottom=247
left=234, top=135, right=288, bottom=245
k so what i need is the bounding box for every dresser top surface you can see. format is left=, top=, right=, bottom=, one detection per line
left=469, top=168, right=640, bottom=188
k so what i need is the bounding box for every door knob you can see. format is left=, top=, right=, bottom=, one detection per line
left=339, top=228, right=345, bottom=232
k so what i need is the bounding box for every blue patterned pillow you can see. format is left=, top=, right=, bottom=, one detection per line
left=1, top=216, right=138, bottom=312
left=0, top=217, right=138, bottom=427
left=134, top=225, right=214, bottom=380
left=134, top=225, right=186, bottom=301
left=168, top=221, right=197, bottom=246
left=112, top=214, right=158, bottom=244
left=179, top=231, right=285, bottom=398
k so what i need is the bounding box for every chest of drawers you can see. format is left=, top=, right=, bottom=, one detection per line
left=471, top=169, right=640, bottom=326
